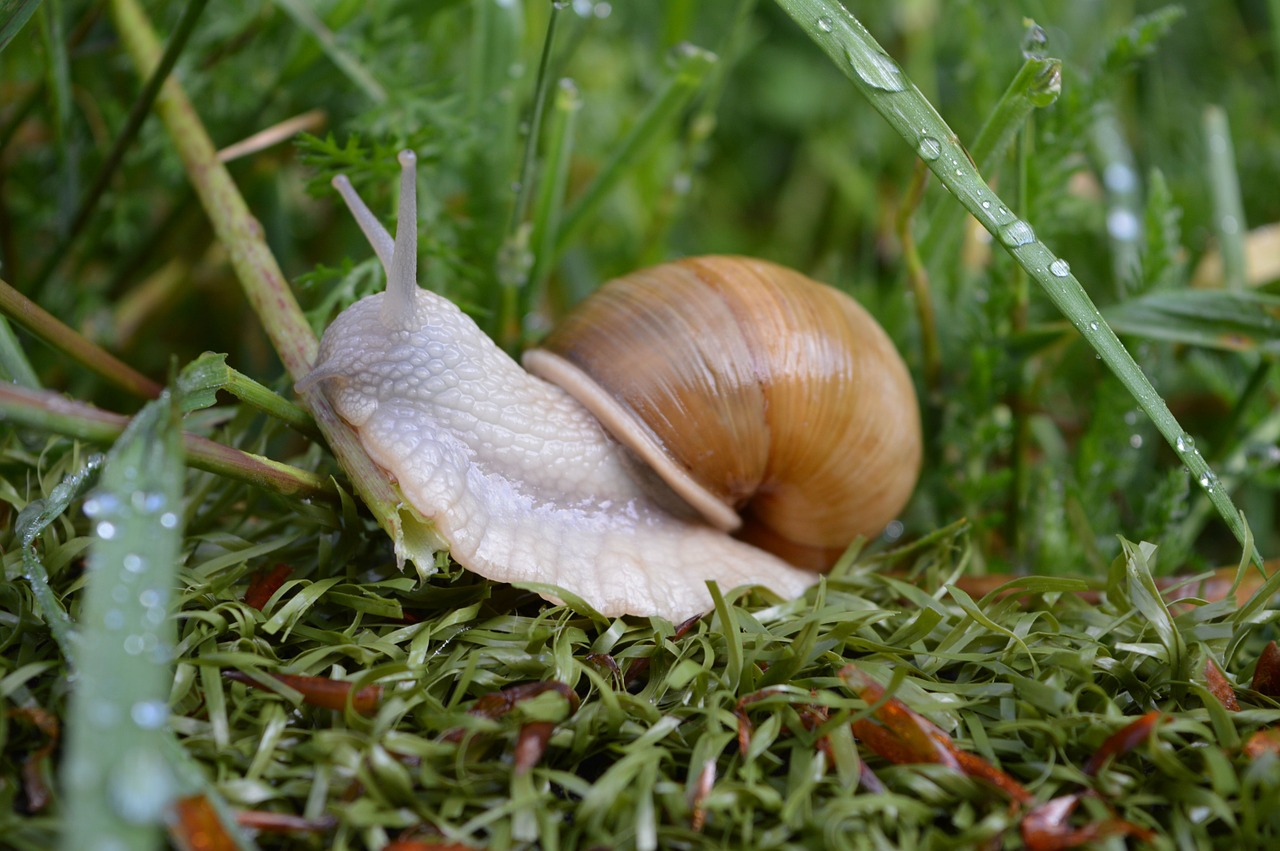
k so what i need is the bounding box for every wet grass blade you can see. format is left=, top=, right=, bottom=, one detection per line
left=774, top=0, right=1263, bottom=569
left=60, top=393, right=185, bottom=850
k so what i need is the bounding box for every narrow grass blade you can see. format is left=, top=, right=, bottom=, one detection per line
left=1204, top=106, right=1247, bottom=291
left=0, top=0, right=44, bottom=53
left=774, top=0, right=1262, bottom=568
left=553, top=44, right=717, bottom=258
left=923, top=55, right=1062, bottom=269
left=272, top=0, right=385, bottom=103
left=60, top=394, right=184, bottom=851
left=525, top=78, right=581, bottom=315
left=1103, top=289, right=1280, bottom=355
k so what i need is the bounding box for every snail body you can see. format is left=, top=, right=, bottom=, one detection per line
left=301, top=152, right=921, bottom=620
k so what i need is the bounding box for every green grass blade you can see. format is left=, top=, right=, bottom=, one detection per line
left=60, top=394, right=184, bottom=851
left=1103, top=289, right=1280, bottom=355
left=774, top=0, right=1263, bottom=568
left=1203, top=105, right=1247, bottom=292
left=922, top=55, right=1062, bottom=269
left=553, top=44, right=717, bottom=259
left=0, top=0, right=43, bottom=54
left=524, top=78, right=581, bottom=317
left=272, top=0, right=386, bottom=103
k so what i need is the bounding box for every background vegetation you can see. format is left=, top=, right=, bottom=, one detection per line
left=1, top=0, right=1278, bottom=848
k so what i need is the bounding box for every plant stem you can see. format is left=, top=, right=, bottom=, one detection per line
left=0, top=383, right=335, bottom=502
left=109, top=0, right=446, bottom=571
left=774, top=0, right=1263, bottom=568
left=0, top=276, right=163, bottom=398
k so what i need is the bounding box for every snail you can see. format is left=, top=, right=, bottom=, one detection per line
left=299, top=151, right=921, bottom=621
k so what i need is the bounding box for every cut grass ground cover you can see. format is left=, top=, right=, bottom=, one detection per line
left=1, top=1, right=1279, bottom=848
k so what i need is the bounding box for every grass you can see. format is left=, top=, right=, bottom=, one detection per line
left=1, top=0, right=1279, bottom=848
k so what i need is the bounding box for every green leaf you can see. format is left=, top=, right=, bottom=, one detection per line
left=1104, top=290, right=1280, bottom=355
left=61, top=394, right=185, bottom=851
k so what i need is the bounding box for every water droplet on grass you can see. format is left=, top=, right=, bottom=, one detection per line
left=131, top=700, right=168, bottom=730
left=999, top=220, right=1036, bottom=247
left=1049, top=258, right=1070, bottom=277
left=918, top=137, right=941, bottom=160
left=849, top=49, right=904, bottom=92
left=817, top=16, right=833, bottom=32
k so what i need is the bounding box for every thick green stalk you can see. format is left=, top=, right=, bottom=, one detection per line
left=109, top=0, right=445, bottom=572
left=0, top=383, right=335, bottom=502
left=774, top=0, right=1262, bottom=567
left=0, top=277, right=162, bottom=398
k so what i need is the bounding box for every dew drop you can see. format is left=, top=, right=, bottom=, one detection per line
left=131, top=700, right=169, bottom=730
left=1021, top=22, right=1048, bottom=60
left=817, top=15, right=833, bottom=32
left=1103, top=162, right=1136, bottom=193
left=139, top=588, right=163, bottom=609
left=96, top=521, right=116, bottom=540
left=1107, top=209, right=1140, bottom=241
left=123, top=554, right=145, bottom=574
left=1049, top=258, right=1071, bottom=277
left=1089, top=321, right=1099, bottom=331
left=981, top=200, right=992, bottom=210
left=110, top=749, right=173, bottom=824
left=999, top=219, right=1036, bottom=247
left=849, top=48, right=905, bottom=92
left=123, top=634, right=146, bottom=656
left=917, top=136, right=941, bottom=161
left=1129, top=434, right=1144, bottom=449
left=1176, top=434, right=1195, bottom=453
left=160, top=512, right=179, bottom=529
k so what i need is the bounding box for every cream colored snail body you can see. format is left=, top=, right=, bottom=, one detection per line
left=300, top=151, right=921, bottom=621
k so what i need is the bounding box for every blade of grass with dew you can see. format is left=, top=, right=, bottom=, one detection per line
left=60, top=393, right=184, bottom=850
left=921, top=55, right=1062, bottom=271
left=553, top=43, right=717, bottom=259
left=15, top=454, right=105, bottom=660
left=108, top=0, right=446, bottom=575
left=774, top=0, right=1262, bottom=569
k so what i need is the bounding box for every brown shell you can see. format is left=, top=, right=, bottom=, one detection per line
left=523, top=255, right=921, bottom=571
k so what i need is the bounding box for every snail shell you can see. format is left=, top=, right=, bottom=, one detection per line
left=301, top=151, right=920, bottom=620
left=524, top=256, right=921, bottom=570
